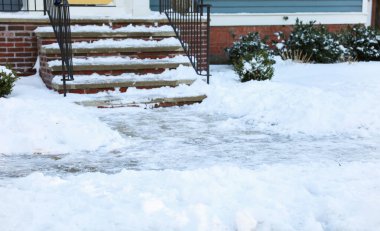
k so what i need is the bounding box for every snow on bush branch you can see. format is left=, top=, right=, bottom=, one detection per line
left=0, top=66, right=19, bottom=98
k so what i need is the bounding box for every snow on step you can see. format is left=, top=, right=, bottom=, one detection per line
left=52, top=66, right=198, bottom=85
left=69, top=12, right=167, bottom=21
left=35, top=24, right=174, bottom=34
left=76, top=81, right=207, bottom=108
left=42, top=37, right=182, bottom=50
left=48, top=56, right=191, bottom=69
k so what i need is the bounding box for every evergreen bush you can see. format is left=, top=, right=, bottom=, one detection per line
left=234, top=50, right=275, bottom=82
left=226, top=32, right=271, bottom=65
left=339, top=25, right=380, bottom=61
left=273, top=19, right=344, bottom=63
left=226, top=32, right=275, bottom=82
left=0, top=67, right=18, bottom=98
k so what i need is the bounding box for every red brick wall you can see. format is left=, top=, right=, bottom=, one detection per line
left=0, top=21, right=49, bottom=76
left=210, top=24, right=349, bottom=63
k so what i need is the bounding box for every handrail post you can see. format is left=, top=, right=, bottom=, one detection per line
left=43, top=0, right=47, bottom=15
left=206, top=5, right=210, bottom=84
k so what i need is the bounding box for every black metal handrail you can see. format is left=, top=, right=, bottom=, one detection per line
left=46, top=0, right=73, bottom=96
left=0, top=0, right=45, bottom=12
left=160, top=0, right=211, bottom=83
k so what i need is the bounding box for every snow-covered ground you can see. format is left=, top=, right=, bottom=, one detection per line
left=1, top=60, right=380, bottom=230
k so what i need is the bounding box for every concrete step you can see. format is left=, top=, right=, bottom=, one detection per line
left=51, top=75, right=196, bottom=94
left=75, top=83, right=207, bottom=107
left=35, top=25, right=176, bottom=40
left=79, top=95, right=207, bottom=108
left=48, top=56, right=191, bottom=76
left=53, top=79, right=196, bottom=94
left=40, top=38, right=184, bottom=59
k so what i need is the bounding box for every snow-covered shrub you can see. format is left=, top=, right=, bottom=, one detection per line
left=226, top=32, right=271, bottom=65
left=273, top=19, right=344, bottom=63
left=234, top=50, right=275, bottom=82
left=226, top=32, right=275, bottom=82
left=0, top=66, right=18, bottom=98
left=339, top=25, right=380, bottom=61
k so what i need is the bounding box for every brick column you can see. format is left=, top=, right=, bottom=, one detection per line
left=0, top=18, right=48, bottom=76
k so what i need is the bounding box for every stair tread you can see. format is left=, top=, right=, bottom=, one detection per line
left=51, top=66, right=198, bottom=90
left=35, top=25, right=175, bottom=37
left=75, top=83, right=207, bottom=107
left=53, top=66, right=197, bottom=83
left=42, top=38, right=183, bottom=53
left=48, top=56, right=191, bottom=71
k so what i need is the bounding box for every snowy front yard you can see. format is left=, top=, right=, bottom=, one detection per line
left=1, top=60, right=380, bottom=230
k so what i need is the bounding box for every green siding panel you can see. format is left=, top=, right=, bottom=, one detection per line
left=150, top=0, right=363, bottom=13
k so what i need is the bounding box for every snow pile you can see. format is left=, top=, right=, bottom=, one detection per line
left=1, top=162, right=380, bottom=230
left=0, top=77, right=126, bottom=154
left=199, top=61, right=380, bottom=135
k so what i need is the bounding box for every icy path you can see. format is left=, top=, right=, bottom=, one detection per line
left=2, top=106, right=379, bottom=178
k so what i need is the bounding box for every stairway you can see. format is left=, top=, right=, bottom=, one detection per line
left=35, top=18, right=206, bottom=107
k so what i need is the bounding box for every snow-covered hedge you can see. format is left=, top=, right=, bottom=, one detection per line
left=273, top=19, right=344, bottom=63
left=226, top=32, right=275, bottom=82
left=339, top=25, right=380, bottom=61
left=0, top=66, right=18, bottom=98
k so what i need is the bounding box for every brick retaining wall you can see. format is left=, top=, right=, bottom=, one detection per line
left=0, top=20, right=48, bottom=76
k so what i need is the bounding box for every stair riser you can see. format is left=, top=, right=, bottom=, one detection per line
left=56, top=85, right=181, bottom=94
left=95, top=99, right=205, bottom=108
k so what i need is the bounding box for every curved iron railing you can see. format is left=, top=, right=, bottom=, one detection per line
left=159, top=0, right=211, bottom=83
left=46, top=0, right=73, bottom=96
